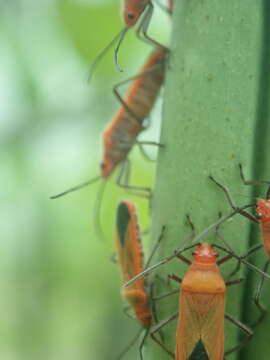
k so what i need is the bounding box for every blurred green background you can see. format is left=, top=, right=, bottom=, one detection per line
left=0, top=0, right=171, bottom=358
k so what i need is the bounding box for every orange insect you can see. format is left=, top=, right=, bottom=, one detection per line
left=124, top=215, right=270, bottom=358
left=132, top=241, right=254, bottom=359
left=174, top=243, right=254, bottom=359
left=101, top=46, right=167, bottom=178
left=175, top=244, right=226, bottom=359
left=51, top=46, right=168, bottom=200
left=115, top=200, right=165, bottom=358
left=150, top=242, right=256, bottom=358
left=90, top=0, right=173, bottom=75
left=116, top=201, right=152, bottom=327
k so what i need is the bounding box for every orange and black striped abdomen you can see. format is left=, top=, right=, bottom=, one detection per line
left=115, top=201, right=152, bottom=326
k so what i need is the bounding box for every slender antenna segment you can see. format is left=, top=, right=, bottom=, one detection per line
left=114, top=27, right=129, bottom=72
left=94, top=179, right=108, bottom=241
left=50, top=175, right=101, bottom=199
left=88, top=28, right=127, bottom=81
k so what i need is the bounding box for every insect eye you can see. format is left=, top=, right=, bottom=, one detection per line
left=127, top=12, right=135, bottom=19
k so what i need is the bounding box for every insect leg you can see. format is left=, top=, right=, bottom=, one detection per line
left=214, top=212, right=260, bottom=277
left=94, top=179, right=108, bottom=241
left=115, top=327, right=144, bottom=360
left=239, top=163, right=270, bottom=187
left=149, top=282, right=164, bottom=343
left=137, top=140, right=164, bottom=147
left=125, top=209, right=260, bottom=288
left=136, top=139, right=165, bottom=162
left=136, top=2, right=168, bottom=49
left=239, top=163, right=270, bottom=199
left=123, top=305, right=135, bottom=320
left=209, top=175, right=258, bottom=223
left=225, top=279, right=243, bottom=287
left=227, top=244, right=264, bottom=278
left=168, top=274, right=182, bottom=283
left=113, top=62, right=164, bottom=123
left=213, top=244, right=270, bottom=280
left=214, top=219, right=241, bottom=277
left=150, top=312, right=178, bottom=358
left=138, top=328, right=150, bottom=360
left=117, top=159, right=152, bottom=198
left=152, top=0, right=172, bottom=15
left=137, top=142, right=156, bottom=162
left=175, top=254, right=191, bottom=265
left=224, top=313, right=253, bottom=355
left=152, top=288, right=179, bottom=301
left=145, top=226, right=166, bottom=268
left=251, top=259, right=270, bottom=327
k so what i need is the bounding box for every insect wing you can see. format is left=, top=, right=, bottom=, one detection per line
left=176, top=291, right=224, bottom=360
left=116, top=202, right=144, bottom=284
left=188, top=339, right=209, bottom=360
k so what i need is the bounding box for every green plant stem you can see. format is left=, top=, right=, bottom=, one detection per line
left=146, top=0, right=266, bottom=359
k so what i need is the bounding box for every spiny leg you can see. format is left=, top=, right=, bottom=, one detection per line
left=94, top=180, right=108, bottom=241
left=117, top=159, right=152, bottom=198
left=136, top=140, right=164, bottom=163
left=209, top=175, right=258, bottom=223
left=123, top=305, right=135, bottom=321
left=214, top=216, right=240, bottom=278
left=115, top=327, right=143, bottom=360
left=228, top=244, right=263, bottom=279
left=139, top=328, right=150, bottom=360
left=150, top=312, right=178, bottom=358
left=213, top=243, right=270, bottom=280
left=145, top=226, right=166, bottom=268
left=153, top=0, right=172, bottom=15
left=225, top=279, right=243, bottom=287
left=149, top=282, right=164, bottom=343
left=214, top=213, right=255, bottom=278
left=214, top=212, right=234, bottom=252
left=224, top=313, right=253, bottom=355
left=137, top=142, right=156, bottom=162
left=239, top=163, right=270, bottom=200
left=251, top=259, right=270, bottom=327
left=239, top=163, right=270, bottom=187
left=136, top=2, right=168, bottom=50
left=153, top=288, right=179, bottom=301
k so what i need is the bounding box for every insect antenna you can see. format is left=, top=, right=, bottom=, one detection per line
left=94, top=179, right=108, bottom=241
left=114, top=27, right=129, bottom=72
left=50, top=175, right=101, bottom=199
left=88, top=28, right=127, bottom=81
